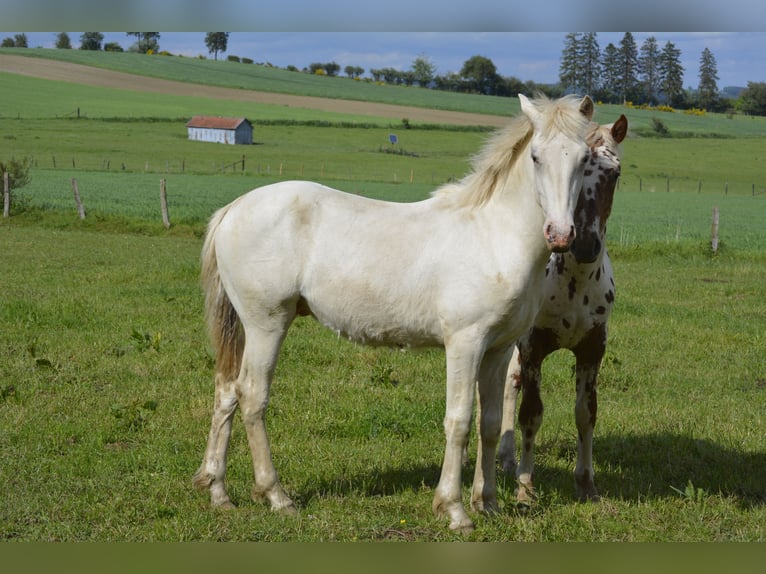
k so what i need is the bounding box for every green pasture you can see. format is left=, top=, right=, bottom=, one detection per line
left=0, top=222, right=764, bottom=541
left=0, top=50, right=765, bottom=541
left=5, top=48, right=766, bottom=136
left=1, top=48, right=519, bottom=117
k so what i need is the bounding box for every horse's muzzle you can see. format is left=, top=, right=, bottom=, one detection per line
left=545, top=222, right=576, bottom=252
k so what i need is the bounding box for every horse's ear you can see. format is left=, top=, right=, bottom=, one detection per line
left=579, top=95, right=595, bottom=120
left=611, top=114, right=628, bottom=143
left=518, top=94, right=540, bottom=124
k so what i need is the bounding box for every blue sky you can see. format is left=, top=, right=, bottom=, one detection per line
left=12, top=31, right=766, bottom=88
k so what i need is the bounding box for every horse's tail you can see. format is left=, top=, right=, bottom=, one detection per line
left=201, top=204, right=244, bottom=383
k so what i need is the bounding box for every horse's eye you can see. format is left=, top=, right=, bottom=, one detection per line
left=531, top=154, right=540, bottom=165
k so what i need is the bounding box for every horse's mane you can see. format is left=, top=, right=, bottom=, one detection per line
left=433, top=94, right=592, bottom=209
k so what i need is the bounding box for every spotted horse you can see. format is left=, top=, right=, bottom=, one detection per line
left=496, top=113, right=628, bottom=505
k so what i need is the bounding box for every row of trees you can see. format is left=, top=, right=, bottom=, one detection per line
left=4, top=32, right=230, bottom=59
left=559, top=32, right=722, bottom=109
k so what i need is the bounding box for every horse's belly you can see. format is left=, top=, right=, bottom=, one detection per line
left=305, top=294, right=444, bottom=348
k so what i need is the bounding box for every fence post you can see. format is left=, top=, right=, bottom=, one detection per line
left=71, top=178, right=86, bottom=219
left=160, top=178, right=171, bottom=229
left=3, top=171, right=9, bottom=218
left=711, top=206, right=719, bottom=253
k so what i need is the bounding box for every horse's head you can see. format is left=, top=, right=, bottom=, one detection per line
left=519, top=93, right=594, bottom=253
left=570, top=114, right=628, bottom=264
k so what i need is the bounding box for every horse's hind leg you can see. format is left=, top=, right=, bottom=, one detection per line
left=498, top=346, right=522, bottom=475
left=572, top=324, right=606, bottom=502
left=193, top=372, right=239, bottom=508
left=238, top=321, right=297, bottom=514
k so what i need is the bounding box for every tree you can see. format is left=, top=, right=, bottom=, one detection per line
left=344, top=65, right=365, bottom=79
left=79, top=32, right=104, bottom=51
left=659, top=41, right=685, bottom=107
left=0, top=33, right=28, bottom=48
left=411, top=54, right=436, bottom=87
left=205, top=32, right=229, bottom=61
left=617, top=32, right=639, bottom=103
left=638, top=36, right=661, bottom=104
left=698, top=47, right=719, bottom=110
left=739, top=82, right=766, bottom=116
left=55, top=32, right=72, bottom=49
left=1, top=156, right=32, bottom=213
left=460, top=55, right=499, bottom=95
left=323, top=62, right=340, bottom=77
left=0, top=157, right=31, bottom=191
left=599, top=42, right=622, bottom=103
left=127, top=32, right=160, bottom=54
left=579, top=33, right=600, bottom=96
left=559, top=32, right=581, bottom=94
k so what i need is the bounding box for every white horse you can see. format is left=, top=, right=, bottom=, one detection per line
left=193, top=94, right=595, bottom=533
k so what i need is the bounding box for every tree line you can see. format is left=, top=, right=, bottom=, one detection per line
left=4, top=32, right=765, bottom=115
left=559, top=32, right=722, bottom=110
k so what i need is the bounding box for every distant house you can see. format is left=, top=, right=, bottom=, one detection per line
left=186, top=116, right=253, bottom=145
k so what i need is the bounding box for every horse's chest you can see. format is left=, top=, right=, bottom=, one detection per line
left=537, top=257, right=614, bottom=349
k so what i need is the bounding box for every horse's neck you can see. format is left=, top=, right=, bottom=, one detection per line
left=557, top=244, right=608, bottom=277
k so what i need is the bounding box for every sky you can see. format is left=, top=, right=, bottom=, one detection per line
left=10, top=31, right=766, bottom=89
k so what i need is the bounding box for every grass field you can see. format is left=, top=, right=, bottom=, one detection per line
left=1, top=50, right=765, bottom=541
left=1, top=222, right=764, bottom=541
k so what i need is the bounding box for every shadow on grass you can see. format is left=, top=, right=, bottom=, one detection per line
left=292, top=462, right=444, bottom=508
left=592, top=432, right=766, bottom=508
left=516, top=431, right=766, bottom=510
left=287, top=432, right=765, bottom=511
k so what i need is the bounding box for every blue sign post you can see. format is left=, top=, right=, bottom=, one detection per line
left=388, top=134, right=398, bottom=146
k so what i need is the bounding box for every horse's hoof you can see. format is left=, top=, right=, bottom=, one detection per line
left=449, top=517, right=475, bottom=535
left=516, top=480, right=536, bottom=505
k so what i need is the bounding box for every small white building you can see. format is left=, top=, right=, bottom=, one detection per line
left=186, top=116, right=253, bottom=145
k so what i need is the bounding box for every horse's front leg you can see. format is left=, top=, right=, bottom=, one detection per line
left=471, top=346, right=512, bottom=515
left=498, top=346, right=522, bottom=475
left=432, top=335, right=484, bottom=534
left=572, top=324, right=606, bottom=502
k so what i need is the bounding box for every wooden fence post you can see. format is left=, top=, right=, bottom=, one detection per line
left=711, top=206, right=719, bottom=253
left=160, top=178, right=171, bottom=229
left=71, top=178, right=86, bottom=219
left=3, top=171, right=9, bottom=218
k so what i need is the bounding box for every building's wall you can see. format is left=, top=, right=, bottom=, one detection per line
left=187, top=126, right=252, bottom=145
